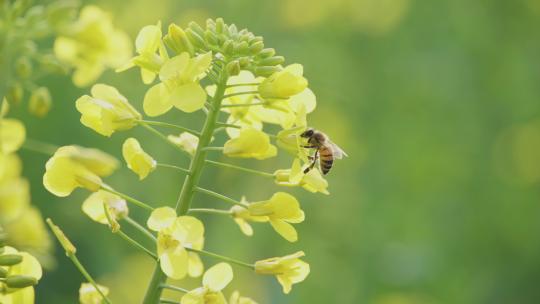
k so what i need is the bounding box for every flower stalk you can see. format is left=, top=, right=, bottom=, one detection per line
left=142, top=61, right=231, bottom=304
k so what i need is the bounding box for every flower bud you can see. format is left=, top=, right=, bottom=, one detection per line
left=239, top=57, right=251, bottom=68
left=259, top=48, right=276, bottom=59
left=226, top=60, right=241, bottom=76
left=249, top=36, right=263, bottom=45
left=188, top=21, right=205, bottom=37
left=235, top=41, right=249, bottom=54
left=229, top=24, right=238, bottom=36
left=0, top=254, right=23, bottom=266
left=46, top=218, right=77, bottom=255
left=254, top=66, right=281, bottom=77
left=249, top=41, right=264, bottom=55
left=223, top=40, right=234, bottom=55
left=206, top=18, right=216, bottom=30
left=164, top=24, right=194, bottom=55
left=185, top=28, right=206, bottom=49
left=6, top=83, right=24, bottom=105
left=5, top=275, right=38, bottom=288
left=164, top=24, right=191, bottom=54
left=216, top=18, right=225, bottom=34
left=204, top=30, right=218, bottom=45
left=28, top=87, right=52, bottom=117
left=0, top=267, right=7, bottom=278
left=259, top=56, right=285, bottom=66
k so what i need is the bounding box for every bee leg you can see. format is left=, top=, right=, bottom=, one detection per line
left=302, top=145, right=318, bottom=149
left=304, top=151, right=319, bottom=174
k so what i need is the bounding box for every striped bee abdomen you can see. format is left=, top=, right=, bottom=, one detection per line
left=319, top=145, right=334, bottom=174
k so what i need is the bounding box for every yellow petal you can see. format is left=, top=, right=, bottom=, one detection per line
left=0, top=118, right=26, bottom=153
left=9, top=251, right=42, bottom=280
left=160, top=246, right=188, bottom=279
left=187, top=252, right=204, bottom=278
left=43, top=156, right=102, bottom=197
left=82, top=191, right=128, bottom=224
left=270, top=220, right=298, bottom=242
left=0, top=178, right=30, bottom=222
left=143, top=83, right=172, bottom=117
left=172, top=216, right=205, bottom=245
left=203, top=262, right=233, bottom=292
left=147, top=207, right=176, bottom=231
left=181, top=288, right=205, bottom=304
left=168, top=132, right=199, bottom=156
left=160, top=53, right=190, bottom=81
left=136, top=22, right=162, bottom=54
left=290, top=88, right=316, bottom=114
left=1, top=286, right=35, bottom=304
left=170, top=83, right=206, bottom=113
left=223, top=129, right=277, bottom=160
left=122, top=138, right=156, bottom=180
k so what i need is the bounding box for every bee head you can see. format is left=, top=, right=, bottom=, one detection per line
left=300, top=128, right=314, bottom=138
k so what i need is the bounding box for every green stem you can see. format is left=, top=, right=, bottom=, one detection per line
left=201, top=146, right=224, bottom=152
left=156, top=163, right=190, bottom=174
left=100, top=187, right=154, bottom=211
left=194, top=187, right=247, bottom=208
left=188, top=208, right=232, bottom=215
left=221, top=101, right=268, bottom=108
left=222, top=90, right=259, bottom=99
left=187, top=247, right=254, bottom=270
left=160, top=299, right=180, bottom=304
left=21, top=138, right=58, bottom=155
left=117, top=228, right=157, bottom=260
left=123, top=216, right=157, bottom=242
left=160, top=284, right=189, bottom=293
left=205, top=160, right=275, bottom=178
left=215, top=122, right=241, bottom=129
left=139, top=122, right=192, bottom=157
left=70, top=254, right=112, bottom=304
left=139, top=120, right=200, bottom=137
left=142, top=60, right=231, bottom=304
left=226, top=82, right=260, bottom=88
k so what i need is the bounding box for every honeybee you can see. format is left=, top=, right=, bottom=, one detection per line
left=300, top=128, right=348, bottom=175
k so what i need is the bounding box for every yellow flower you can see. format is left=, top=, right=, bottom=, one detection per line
left=248, top=192, right=304, bottom=242
left=218, top=71, right=263, bottom=138
left=0, top=246, right=42, bottom=304
left=229, top=291, right=258, bottom=304
left=143, top=52, right=212, bottom=116
left=168, top=132, right=199, bottom=156
left=147, top=207, right=205, bottom=279
left=223, top=129, right=277, bottom=160
left=54, top=5, right=132, bottom=87
left=229, top=199, right=268, bottom=237
left=76, top=84, right=142, bottom=137
left=254, top=251, right=309, bottom=294
left=122, top=138, right=156, bottom=180
left=274, top=159, right=329, bottom=194
left=181, top=263, right=233, bottom=304
left=3, top=207, right=54, bottom=268
left=0, top=153, right=22, bottom=182
left=0, top=118, right=26, bottom=154
left=82, top=190, right=128, bottom=225
left=43, top=146, right=118, bottom=197
left=79, top=283, right=110, bottom=304
left=117, top=21, right=167, bottom=84
left=258, top=64, right=308, bottom=99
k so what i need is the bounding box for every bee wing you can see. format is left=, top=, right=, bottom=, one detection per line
left=328, top=140, right=348, bottom=159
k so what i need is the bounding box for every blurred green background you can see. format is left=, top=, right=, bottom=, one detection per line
left=12, top=0, right=540, bottom=303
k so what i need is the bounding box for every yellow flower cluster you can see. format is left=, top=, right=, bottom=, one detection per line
left=43, top=17, right=343, bottom=303
left=54, top=5, right=132, bottom=87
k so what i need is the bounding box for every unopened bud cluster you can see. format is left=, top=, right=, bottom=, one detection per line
left=0, top=0, right=78, bottom=116
left=165, top=18, right=284, bottom=77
